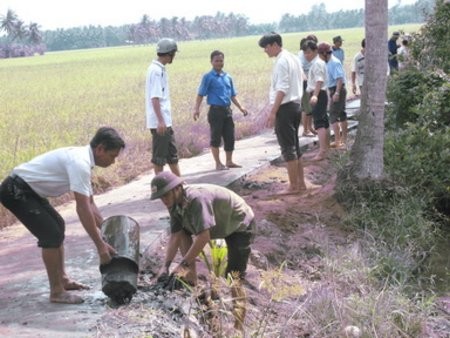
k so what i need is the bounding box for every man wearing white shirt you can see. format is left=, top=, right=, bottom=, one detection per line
left=145, top=38, right=181, bottom=177
left=0, top=127, right=125, bottom=304
left=305, top=40, right=330, bottom=161
left=258, top=32, right=307, bottom=195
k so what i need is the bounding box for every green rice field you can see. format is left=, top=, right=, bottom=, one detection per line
left=0, top=24, right=421, bottom=183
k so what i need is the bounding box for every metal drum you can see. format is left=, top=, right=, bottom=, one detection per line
left=99, top=215, right=140, bottom=304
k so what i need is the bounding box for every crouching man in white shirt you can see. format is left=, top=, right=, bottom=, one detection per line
left=0, top=127, right=125, bottom=304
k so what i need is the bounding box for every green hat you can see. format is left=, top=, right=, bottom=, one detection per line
left=150, top=172, right=183, bottom=200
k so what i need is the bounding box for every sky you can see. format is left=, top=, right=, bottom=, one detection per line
left=0, top=0, right=417, bottom=31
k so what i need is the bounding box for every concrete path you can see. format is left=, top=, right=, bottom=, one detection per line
left=0, top=100, right=360, bottom=337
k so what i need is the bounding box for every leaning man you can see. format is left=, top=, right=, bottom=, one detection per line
left=0, top=127, right=125, bottom=304
left=150, top=171, right=255, bottom=285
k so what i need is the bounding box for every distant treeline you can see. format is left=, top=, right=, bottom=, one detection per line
left=0, top=0, right=435, bottom=55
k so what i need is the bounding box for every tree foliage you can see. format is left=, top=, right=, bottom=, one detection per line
left=0, top=2, right=433, bottom=54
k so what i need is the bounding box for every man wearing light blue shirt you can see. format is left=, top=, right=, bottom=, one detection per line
left=322, top=42, right=348, bottom=148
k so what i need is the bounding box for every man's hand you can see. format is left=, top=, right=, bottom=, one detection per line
left=98, top=241, right=116, bottom=265
left=156, top=121, right=167, bottom=135
left=310, top=95, right=318, bottom=106
left=193, top=110, right=200, bottom=121
left=241, top=108, right=248, bottom=117
left=266, top=111, right=276, bottom=128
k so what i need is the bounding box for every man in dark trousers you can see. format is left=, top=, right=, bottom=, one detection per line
left=0, top=127, right=125, bottom=304
left=193, top=50, right=248, bottom=170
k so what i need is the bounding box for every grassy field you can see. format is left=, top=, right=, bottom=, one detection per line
left=0, top=24, right=421, bottom=187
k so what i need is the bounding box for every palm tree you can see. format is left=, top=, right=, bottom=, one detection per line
left=0, top=9, right=19, bottom=38
left=28, top=22, right=42, bottom=44
left=12, top=19, right=27, bottom=42
left=348, top=0, right=388, bottom=179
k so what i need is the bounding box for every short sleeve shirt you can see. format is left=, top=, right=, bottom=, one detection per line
left=351, top=51, right=365, bottom=87
left=12, top=145, right=94, bottom=197
left=306, top=55, right=328, bottom=92
left=326, top=55, right=346, bottom=88
left=145, top=60, right=172, bottom=128
left=169, top=184, right=254, bottom=239
left=197, top=69, right=236, bottom=106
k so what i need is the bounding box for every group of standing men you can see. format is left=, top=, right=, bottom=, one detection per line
left=297, top=33, right=349, bottom=162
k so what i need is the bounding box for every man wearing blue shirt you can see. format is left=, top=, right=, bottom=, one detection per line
left=321, top=42, right=348, bottom=148
left=194, top=50, right=248, bottom=170
left=332, top=36, right=345, bottom=65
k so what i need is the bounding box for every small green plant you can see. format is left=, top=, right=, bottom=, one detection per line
left=200, top=239, right=228, bottom=278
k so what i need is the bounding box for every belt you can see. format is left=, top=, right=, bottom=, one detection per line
left=210, top=105, right=230, bottom=110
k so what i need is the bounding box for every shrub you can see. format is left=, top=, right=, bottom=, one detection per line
left=386, top=68, right=444, bottom=129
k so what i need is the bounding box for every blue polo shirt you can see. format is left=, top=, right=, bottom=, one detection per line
left=326, top=55, right=346, bottom=88
left=197, top=69, right=237, bottom=107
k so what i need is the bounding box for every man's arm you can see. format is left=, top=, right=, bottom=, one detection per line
left=179, top=229, right=210, bottom=267
left=151, top=97, right=166, bottom=135
left=333, top=78, right=343, bottom=103
left=231, top=96, right=248, bottom=116
left=267, top=91, right=285, bottom=128
left=193, top=95, right=204, bottom=121
left=89, top=195, right=103, bottom=228
left=74, top=192, right=116, bottom=265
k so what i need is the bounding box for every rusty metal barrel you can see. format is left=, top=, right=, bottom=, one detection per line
left=99, top=215, right=140, bottom=304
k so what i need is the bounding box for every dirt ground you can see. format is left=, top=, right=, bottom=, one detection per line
left=93, top=145, right=358, bottom=338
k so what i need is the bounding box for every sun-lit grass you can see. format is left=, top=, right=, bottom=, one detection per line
left=0, top=24, right=422, bottom=184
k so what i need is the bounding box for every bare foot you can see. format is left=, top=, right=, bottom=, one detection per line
left=216, top=164, right=229, bottom=170
left=302, top=131, right=315, bottom=137
left=63, top=279, right=90, bottom=291
left=311, top=153, right=327, bottom=161
left=275, top=188, right=300, bottom=196
left=226, top=162, right=242, bottom=168
left=50, top=291, right=84, bottom=304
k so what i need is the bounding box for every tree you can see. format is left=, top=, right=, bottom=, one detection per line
left=28, top=22, right=42, bottom=44
left=348, top=0, right=388, bottom=179
left=0, top=9, right=18, bottom=38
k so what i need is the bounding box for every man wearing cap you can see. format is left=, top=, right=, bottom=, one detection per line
left=388, top=32, right=400, bottom=73
left=150, top=172, right=255, bottom=285
left=332, top=35, right=345, bottom=64
left=145, top=38, right=181, bottom=177
left=0, top=127, right=125, bottom=304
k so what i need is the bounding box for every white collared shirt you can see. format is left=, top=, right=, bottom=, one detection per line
left=12, top=145, right=94, bottom=197
left=270, top=49, right=303, bottom=105
left=145, top=60, right=172, bottom=129
left=307, top=55, right=328, bottom=92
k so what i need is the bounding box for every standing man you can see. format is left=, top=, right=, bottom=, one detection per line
left=304, top=40, right=330, bottom=161
left=145, top=38, right=181, bottom=176
left=388, top=31, right=400, bottom=73
left=332, top=35, right=345, bottom=65
left=298, top=36, right=317, bottom=137
left=193, top=50, right=248, bottom=170
left=150, top=171, right=255, bottom=285
left=0, top=127, right=125, bottom=304
left=258, top=32, right=307, bottom=195
left=351, top=38, right=366, bottom=96
left=320, top=42, right=348, bottom=149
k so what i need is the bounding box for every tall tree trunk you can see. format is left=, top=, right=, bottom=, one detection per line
left=349, top=0, right=388, bottom=179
